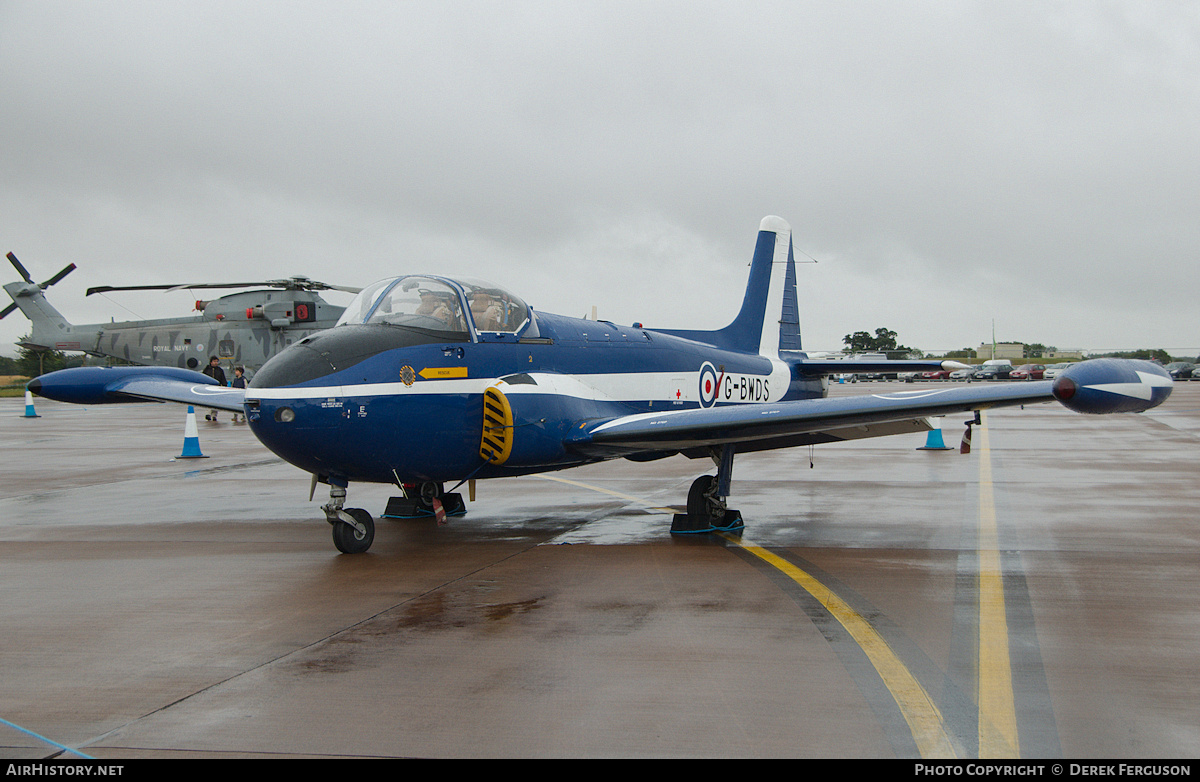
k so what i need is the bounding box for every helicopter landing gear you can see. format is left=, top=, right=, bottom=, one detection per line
left=671, top=445, right=744, bottom=534
left=323, top=483, right=375, bottom=554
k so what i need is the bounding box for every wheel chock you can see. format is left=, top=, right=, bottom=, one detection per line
left=382, top=492, right=467, bottom=520
left=672, top=508, right=744, bottom=535
left=381, top=496, right=424, bottom=519
left=671, top=512, right=713, bottom=534
left=710, top=509, right=744, bottom=533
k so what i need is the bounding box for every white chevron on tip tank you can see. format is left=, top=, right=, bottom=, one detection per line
left=1087, top=371, right=1174, bottom=400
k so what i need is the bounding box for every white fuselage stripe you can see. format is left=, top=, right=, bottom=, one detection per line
left=245, top=362, right=792, bottom=405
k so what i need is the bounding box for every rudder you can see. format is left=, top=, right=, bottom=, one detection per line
left=656, top=215, right=800, bottom=356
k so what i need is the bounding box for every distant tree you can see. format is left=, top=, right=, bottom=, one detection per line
left=16, top=336, right=67, bottom=377
left=842, top=331, right=877, bottom=352
left=843, top=327, right=898, bottom=352
left=1093, top=349, right=1172, bottom=363
left=1023, top=343, right=1046, bottom=358
left=944, top=348, right=978, bottom=359
left=873, top=327, right=898, bottom=349
left=843, top=327, right=916, bottom=359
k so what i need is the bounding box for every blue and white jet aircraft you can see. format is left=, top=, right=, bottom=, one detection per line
left=30, top=217, right=1174, bottom=553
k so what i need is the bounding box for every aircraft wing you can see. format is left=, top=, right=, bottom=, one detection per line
left=28, top=366, right=246, bottom=412
left=568, top=359, right=1172, bottom=457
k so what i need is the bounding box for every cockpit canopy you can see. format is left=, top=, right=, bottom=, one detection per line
left=335, top=276, right=533, bottom=337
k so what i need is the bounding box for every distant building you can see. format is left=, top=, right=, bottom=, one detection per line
left=977, top=343, right=1024, bottom=360
left=1046, top=349, right=1084, bottom=359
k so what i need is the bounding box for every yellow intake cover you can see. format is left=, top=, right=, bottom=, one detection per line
left=480, top=386, right=514, bottom=465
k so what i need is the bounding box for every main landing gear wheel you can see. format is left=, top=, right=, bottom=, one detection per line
left=687, top=475, right=720, bottom=524
left=331, top=507, right=375, bottom=554
left=672, top=475, right=744, bottom=534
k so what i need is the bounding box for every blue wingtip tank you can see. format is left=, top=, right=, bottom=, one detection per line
left=1052, top=359, right=1173, bottom=414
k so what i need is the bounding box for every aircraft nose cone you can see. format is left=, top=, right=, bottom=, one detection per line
left=1051, top=375, right=1076, bottom=401
left=26, top=378, right=42, bottom=397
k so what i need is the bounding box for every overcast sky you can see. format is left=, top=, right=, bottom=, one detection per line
left=2, top=1, right=1197, bottom=359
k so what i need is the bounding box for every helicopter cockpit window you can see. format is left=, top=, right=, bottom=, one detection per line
left=335, top=277, right=467, bottom=333
left=458, top=279, right=530, bottom=334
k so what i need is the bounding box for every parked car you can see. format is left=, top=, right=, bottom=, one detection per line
left=974, top=360, right=1014, bottom=380
left=949, top=366, right=980, bottom=381
left=921, top=370, right=951, bottom=380
left=1009, top=363, right=1046, bottom=380
left=1165, top=362, right=1195, bottom=379
left=1043, top=363, right=1075, bottom=379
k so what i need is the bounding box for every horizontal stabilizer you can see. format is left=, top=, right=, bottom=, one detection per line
left=795, top=359, right=970, bottom=377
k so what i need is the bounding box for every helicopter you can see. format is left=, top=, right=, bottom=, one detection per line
left=2, top=251, right=359, bottom=373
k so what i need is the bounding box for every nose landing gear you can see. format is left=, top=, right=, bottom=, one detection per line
left=323, top=483, right=376, bottom=554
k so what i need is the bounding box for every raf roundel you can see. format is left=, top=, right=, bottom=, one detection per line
left=698, top=362, right=719, bottom=408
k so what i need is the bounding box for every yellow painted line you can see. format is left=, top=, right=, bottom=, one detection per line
left=729, top=540, right=958, bottom=759
left=537, top=472, right=958, bottom=758
left=534, top=474, right=677, bottom=513
left=976, top=413, right=1019, bottom=757
left=419, top=366, right=468, bottom=379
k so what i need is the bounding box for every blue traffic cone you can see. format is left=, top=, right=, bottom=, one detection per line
left=177, top=406, right=208, bottom=459
left=917, top=417, right=953, bottom=450
left=22, top=388, right=40, bottom=418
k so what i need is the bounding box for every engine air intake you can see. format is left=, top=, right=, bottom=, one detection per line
left=480, top=386, right=514, bottom=464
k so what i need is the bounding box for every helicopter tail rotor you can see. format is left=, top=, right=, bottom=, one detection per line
left=7, top=252, right=33, bottom=284
left=2, top=252, right=77, bottom=320
left=40, top=263, right=77, bottom=289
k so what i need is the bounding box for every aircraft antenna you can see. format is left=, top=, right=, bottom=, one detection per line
left=93, top=291, right=149, bottom=321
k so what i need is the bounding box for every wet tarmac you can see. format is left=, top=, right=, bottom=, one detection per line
left=1, top=382, right=1198, bottom=758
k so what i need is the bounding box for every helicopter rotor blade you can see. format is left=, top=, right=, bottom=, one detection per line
left=6, top=252, right=34, bottom=284
left=262, top=278, right=362, bottom=293
left=86, top=282, right=266, bottom=296
left=0, top=302, right=18, bottom=320
left=40, top=264, right=76, bottom=289
left=163, top=282, right=273, bottom=293
left=88, top=278, right=361, bottom=295
left=87, top=284, right=167, bottom=296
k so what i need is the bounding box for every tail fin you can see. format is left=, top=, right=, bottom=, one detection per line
left=3, top=252, right=85, bottom=350
left=658, top=216, right=800, bottom=356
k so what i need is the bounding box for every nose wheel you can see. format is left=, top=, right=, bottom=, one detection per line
left=331, top=507, right=375, bottom=554
left=322, top=483, right=376, bottom=554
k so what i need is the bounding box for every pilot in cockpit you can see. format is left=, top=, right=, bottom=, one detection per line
left=469, top=291, right=504, bottom=331
left=416, top=289, right=465, bottom=331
